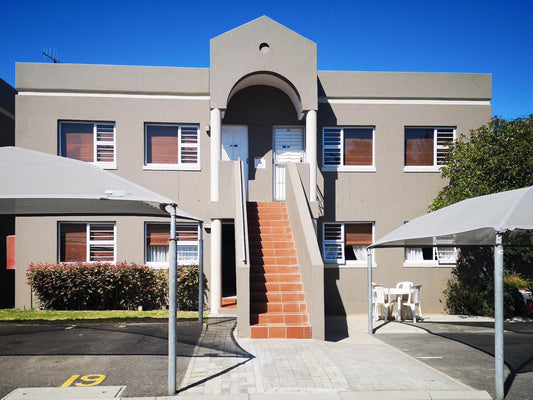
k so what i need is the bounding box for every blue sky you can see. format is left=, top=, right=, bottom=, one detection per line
left=1, top=0, right=532, bottom=119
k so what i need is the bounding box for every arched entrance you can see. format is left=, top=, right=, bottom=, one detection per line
left=223, top=84, right=304, bottom=201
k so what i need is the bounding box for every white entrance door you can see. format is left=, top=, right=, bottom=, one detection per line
left=221, top=125, right=249, bottom=191
left=273, top=126, right=304, bottom=201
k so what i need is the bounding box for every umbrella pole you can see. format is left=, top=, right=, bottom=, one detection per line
left=168, top=211, right=178, bottom=395
left=367, top=248, right=373, bottom=334
left=494, top=233, right=504, bottom=400
left=198, top=221, right=204, bottom=324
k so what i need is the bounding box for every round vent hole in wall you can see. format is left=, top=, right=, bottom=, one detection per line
left=259, top=43, right=270, bottom=54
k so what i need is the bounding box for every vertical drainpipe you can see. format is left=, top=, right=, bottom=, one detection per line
left=306, top=109, right=317, bottom=202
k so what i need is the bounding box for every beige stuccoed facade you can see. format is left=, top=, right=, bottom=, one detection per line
left=11, top=16, right=491, bottom=339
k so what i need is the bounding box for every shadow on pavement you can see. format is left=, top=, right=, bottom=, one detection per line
left=324, top=315, right=349, bottom=342
left=381, top=319, right=533, bottom=398
left=177, top=317, right=255, bottom=393
left=0, top=321, right=202, bottom=356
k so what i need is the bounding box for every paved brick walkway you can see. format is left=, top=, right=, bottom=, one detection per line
left=176, top=317, right=489, bottom=399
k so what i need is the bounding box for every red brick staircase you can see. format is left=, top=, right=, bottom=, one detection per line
left=247, top=201, right=311, bottom=339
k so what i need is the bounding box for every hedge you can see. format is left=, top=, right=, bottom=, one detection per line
left=26, top=262, right=203, bottom=311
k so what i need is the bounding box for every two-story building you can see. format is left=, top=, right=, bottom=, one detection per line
left=12, top=16, right=492, bottom=339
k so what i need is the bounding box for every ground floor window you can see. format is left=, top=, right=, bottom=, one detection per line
left=322, top=222, right=374, bottom=265
left=145, top=222, right=199, bottom=267
left=59, top=222, right=116, bottom=263
left=404, top=247, right=457, bottom=266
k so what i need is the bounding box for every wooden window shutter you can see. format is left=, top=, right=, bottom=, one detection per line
left=405, top=128, right=434, bottom=166
left=345, top=223, right=372, bottom=246
left=146, top=125, right=178, bottom=164
left=147, top=224, right=170, bottom=247
left=61, top=123, right=94, bottom=162
left=60, top=223, right=87, bottom=262
left=344, top=128, right=373, bottom=166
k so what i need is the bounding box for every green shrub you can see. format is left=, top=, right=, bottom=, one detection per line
left=27, top=262, right=205, bottom=311
left=176, top=266, right=201, bottom=311
left=504, top=272, right=532, bottom=290
left=443, top=247, right=526, bottom=318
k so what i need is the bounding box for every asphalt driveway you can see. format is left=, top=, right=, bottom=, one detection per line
left=375, top=319, right=533, bottom=400
left=0, top=321, right=203, bottom=398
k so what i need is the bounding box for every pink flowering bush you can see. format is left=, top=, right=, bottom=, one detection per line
left=26, top=262, right=201, bottom=311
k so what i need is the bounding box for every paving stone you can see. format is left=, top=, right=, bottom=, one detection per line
left=176, top=317, right=491, bottom=399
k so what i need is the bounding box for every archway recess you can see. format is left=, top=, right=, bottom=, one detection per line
left=226, top=72, right=303, bottom=120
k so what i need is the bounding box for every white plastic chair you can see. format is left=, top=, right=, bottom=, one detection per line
left=396, top=281, right=413, bottom=289
left=372, top=285, right=394, bottom=322
left=402, top=284, right=423, bottom=323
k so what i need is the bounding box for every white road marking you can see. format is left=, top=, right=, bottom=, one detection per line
left=416, top=356, right=443, bottom=359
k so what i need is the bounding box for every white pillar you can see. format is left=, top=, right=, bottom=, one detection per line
left=210, top=218, right=222, bottom=315
left=210, top=108, right=222, bottom=202
left=306, top=109, right=317, bottom=202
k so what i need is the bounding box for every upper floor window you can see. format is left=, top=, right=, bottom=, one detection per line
left=322, top=222, right=374, bottom=266
left=322, top=127, right=375, bottom=171
left=404, top=127, right=455, bottom=171
left=59, top=222, right=116, bottom=263
left=145, top=222, right=200, bottom=267
left=59, top=121, right=116, bottom=169
left=145, top=124, right=200, bottom=170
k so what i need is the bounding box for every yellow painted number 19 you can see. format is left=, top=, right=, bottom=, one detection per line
left=61, top=374, right=106, bottom=387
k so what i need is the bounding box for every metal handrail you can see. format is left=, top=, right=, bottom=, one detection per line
left=238, top=160, right=247, bottom=264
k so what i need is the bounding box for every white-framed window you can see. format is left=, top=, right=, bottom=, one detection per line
left=59, top=121, right=116, bottom=169
left=404, top=247, right=457, bottom=266
left=145, top=222, right=200, bottom=267
left=322, top=222, right=374, bottom=266
left=59, top=222, right=116, bottom=263
left=144, top=124, right=200, bottom=170
left=404, top=127, right=455, bottom=171
left=322, top=126, right=375, bottom=171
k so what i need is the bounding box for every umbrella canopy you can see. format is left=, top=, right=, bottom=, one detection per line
left=0, top=146, right=198, bottom=219
left=368, top=185, right=533, bottom=400
left=372, top=185, right=533, bottom=248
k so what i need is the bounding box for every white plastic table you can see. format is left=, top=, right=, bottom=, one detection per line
left=388, top=287, right=411, bottom=321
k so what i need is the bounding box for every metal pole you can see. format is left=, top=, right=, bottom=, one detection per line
left=198, top=221, right=204, bottom=324
left=367, top=248, right=373, bottom=334
left=494, top=233, right=504, bottom=400
left=168, top=211, right=177, bottom=395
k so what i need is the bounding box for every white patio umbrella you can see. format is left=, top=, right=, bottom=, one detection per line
left=0, top=146, right=198, bottom=219
left=367, top=185, right=533, bottom=400
left=0, top=146, right=201, bottom=395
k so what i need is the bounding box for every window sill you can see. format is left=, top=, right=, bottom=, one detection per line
left=403, top=261, right=456, bottom=268
left=145, top=262, right=200, bottom=268
left=325, top=262, right=377, bottom=269
left=144, top=164, right=201, bottom=171
left=322, top=166, right=376, bottom=173
left=403, top=166, right=442, bottom=173
left=146, top=262, right=169, bottom=269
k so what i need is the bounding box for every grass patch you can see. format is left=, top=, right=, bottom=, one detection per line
left=0, top=309, right=207, bottom=323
